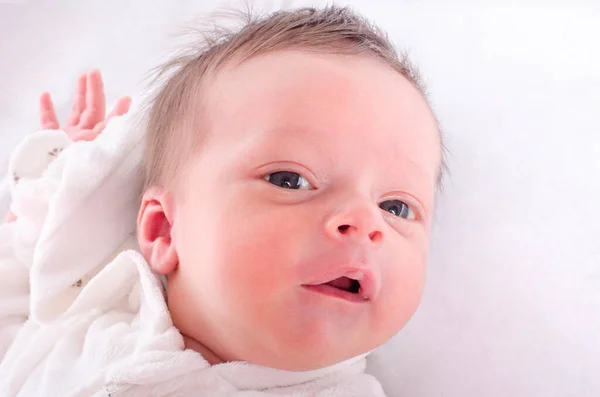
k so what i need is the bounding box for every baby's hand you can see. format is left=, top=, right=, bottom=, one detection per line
left=3, top=71, right=131, bottom=224
left=39, top=70, right=131, bottom=142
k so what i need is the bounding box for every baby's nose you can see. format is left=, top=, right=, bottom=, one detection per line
left=324, top=198, right=385, bottom=245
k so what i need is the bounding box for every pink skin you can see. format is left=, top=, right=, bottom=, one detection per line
left=138, top=51, right=441, bottom=371
left=39, top=69, right=131, bottom=141
left=3, top=212, right=17, bottom=223
left=3, top=70, right=131, bottom=223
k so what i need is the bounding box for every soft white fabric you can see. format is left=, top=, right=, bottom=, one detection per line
left=0, top=114, right=386, bottom=396
left=7, top=129, right=72, bottom=194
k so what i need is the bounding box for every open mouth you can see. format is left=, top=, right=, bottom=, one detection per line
left=327, top=276, right=361, bottom=294
left=303, top=275, right=370, bottom=303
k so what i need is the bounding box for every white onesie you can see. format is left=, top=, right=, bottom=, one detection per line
left=0, top=116, right=388, bottom=396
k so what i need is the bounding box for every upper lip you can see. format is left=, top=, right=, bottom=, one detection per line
left=303, top=265, right=378, bottom=301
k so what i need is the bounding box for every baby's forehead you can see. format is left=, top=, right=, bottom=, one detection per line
left=193, top=51, right=441, bottom=187
left=204, top=51, right=435, bottom=127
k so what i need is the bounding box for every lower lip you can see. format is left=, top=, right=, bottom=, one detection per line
left=302, top=284, right=368, bottom=303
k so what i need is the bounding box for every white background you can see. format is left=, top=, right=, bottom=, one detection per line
left=1, top=1, right=599, bottom=396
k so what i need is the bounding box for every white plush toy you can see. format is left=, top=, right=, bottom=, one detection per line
left=8, top=130, right=72, bottom=192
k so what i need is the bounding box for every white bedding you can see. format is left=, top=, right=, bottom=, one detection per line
left=1, top=1, right=599, bottom=396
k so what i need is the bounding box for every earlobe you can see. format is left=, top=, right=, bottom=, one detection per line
left=137, top=187, right=179, bottom=275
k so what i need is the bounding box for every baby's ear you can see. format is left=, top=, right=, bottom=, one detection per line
left=137, top=187, right=178, bottom=274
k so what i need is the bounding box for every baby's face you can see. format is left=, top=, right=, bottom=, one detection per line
left=165, top=50, right=440, bottom=370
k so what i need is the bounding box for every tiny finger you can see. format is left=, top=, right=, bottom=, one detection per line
left=39, top=92, right=60, bottom=130
left=3, top=211, right=17, bottom=223
left=66, top=73, right=87, bottom=126
left=106, top=96, right=132, bottom=120
left=79, top=69, right=106, bottom=128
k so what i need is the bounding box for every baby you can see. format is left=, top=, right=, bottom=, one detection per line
left=0, top=6, right=442, bottom=396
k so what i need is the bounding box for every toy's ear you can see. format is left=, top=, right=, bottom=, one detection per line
left=8, top=130, right=71, bottom=191
left=137, top=187, right=179, bottom=275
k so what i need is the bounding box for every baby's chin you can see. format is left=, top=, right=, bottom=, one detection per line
left=251, top=342, right=376, bottom=372
left=236, top=298, right=402, bottom=371
left=183, top=321, right=380, bottom=371
left=243, top=324, right=387, bottom=372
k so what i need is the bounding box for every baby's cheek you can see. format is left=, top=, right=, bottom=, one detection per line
left=223, top=237, right=293, bottom=298
left=214, top=208, right=303, bottom=300
left=376, top=242, right=429, bottom=334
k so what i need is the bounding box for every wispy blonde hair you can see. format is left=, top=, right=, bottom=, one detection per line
left=141, top=5, right=445, bottom=191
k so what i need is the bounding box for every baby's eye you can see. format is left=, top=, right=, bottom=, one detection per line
left=379, top=199, right=415, bottom=220
left=264, top=171, right=314, bottom=190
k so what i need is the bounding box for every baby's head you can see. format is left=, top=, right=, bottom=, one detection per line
left=137, top=6, right=443, bottom=371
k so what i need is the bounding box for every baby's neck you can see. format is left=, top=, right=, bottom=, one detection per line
left=182, top=334, right=224, bottom=365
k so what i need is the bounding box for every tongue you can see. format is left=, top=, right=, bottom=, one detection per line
left=326, top=277, right=353, bottom=291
